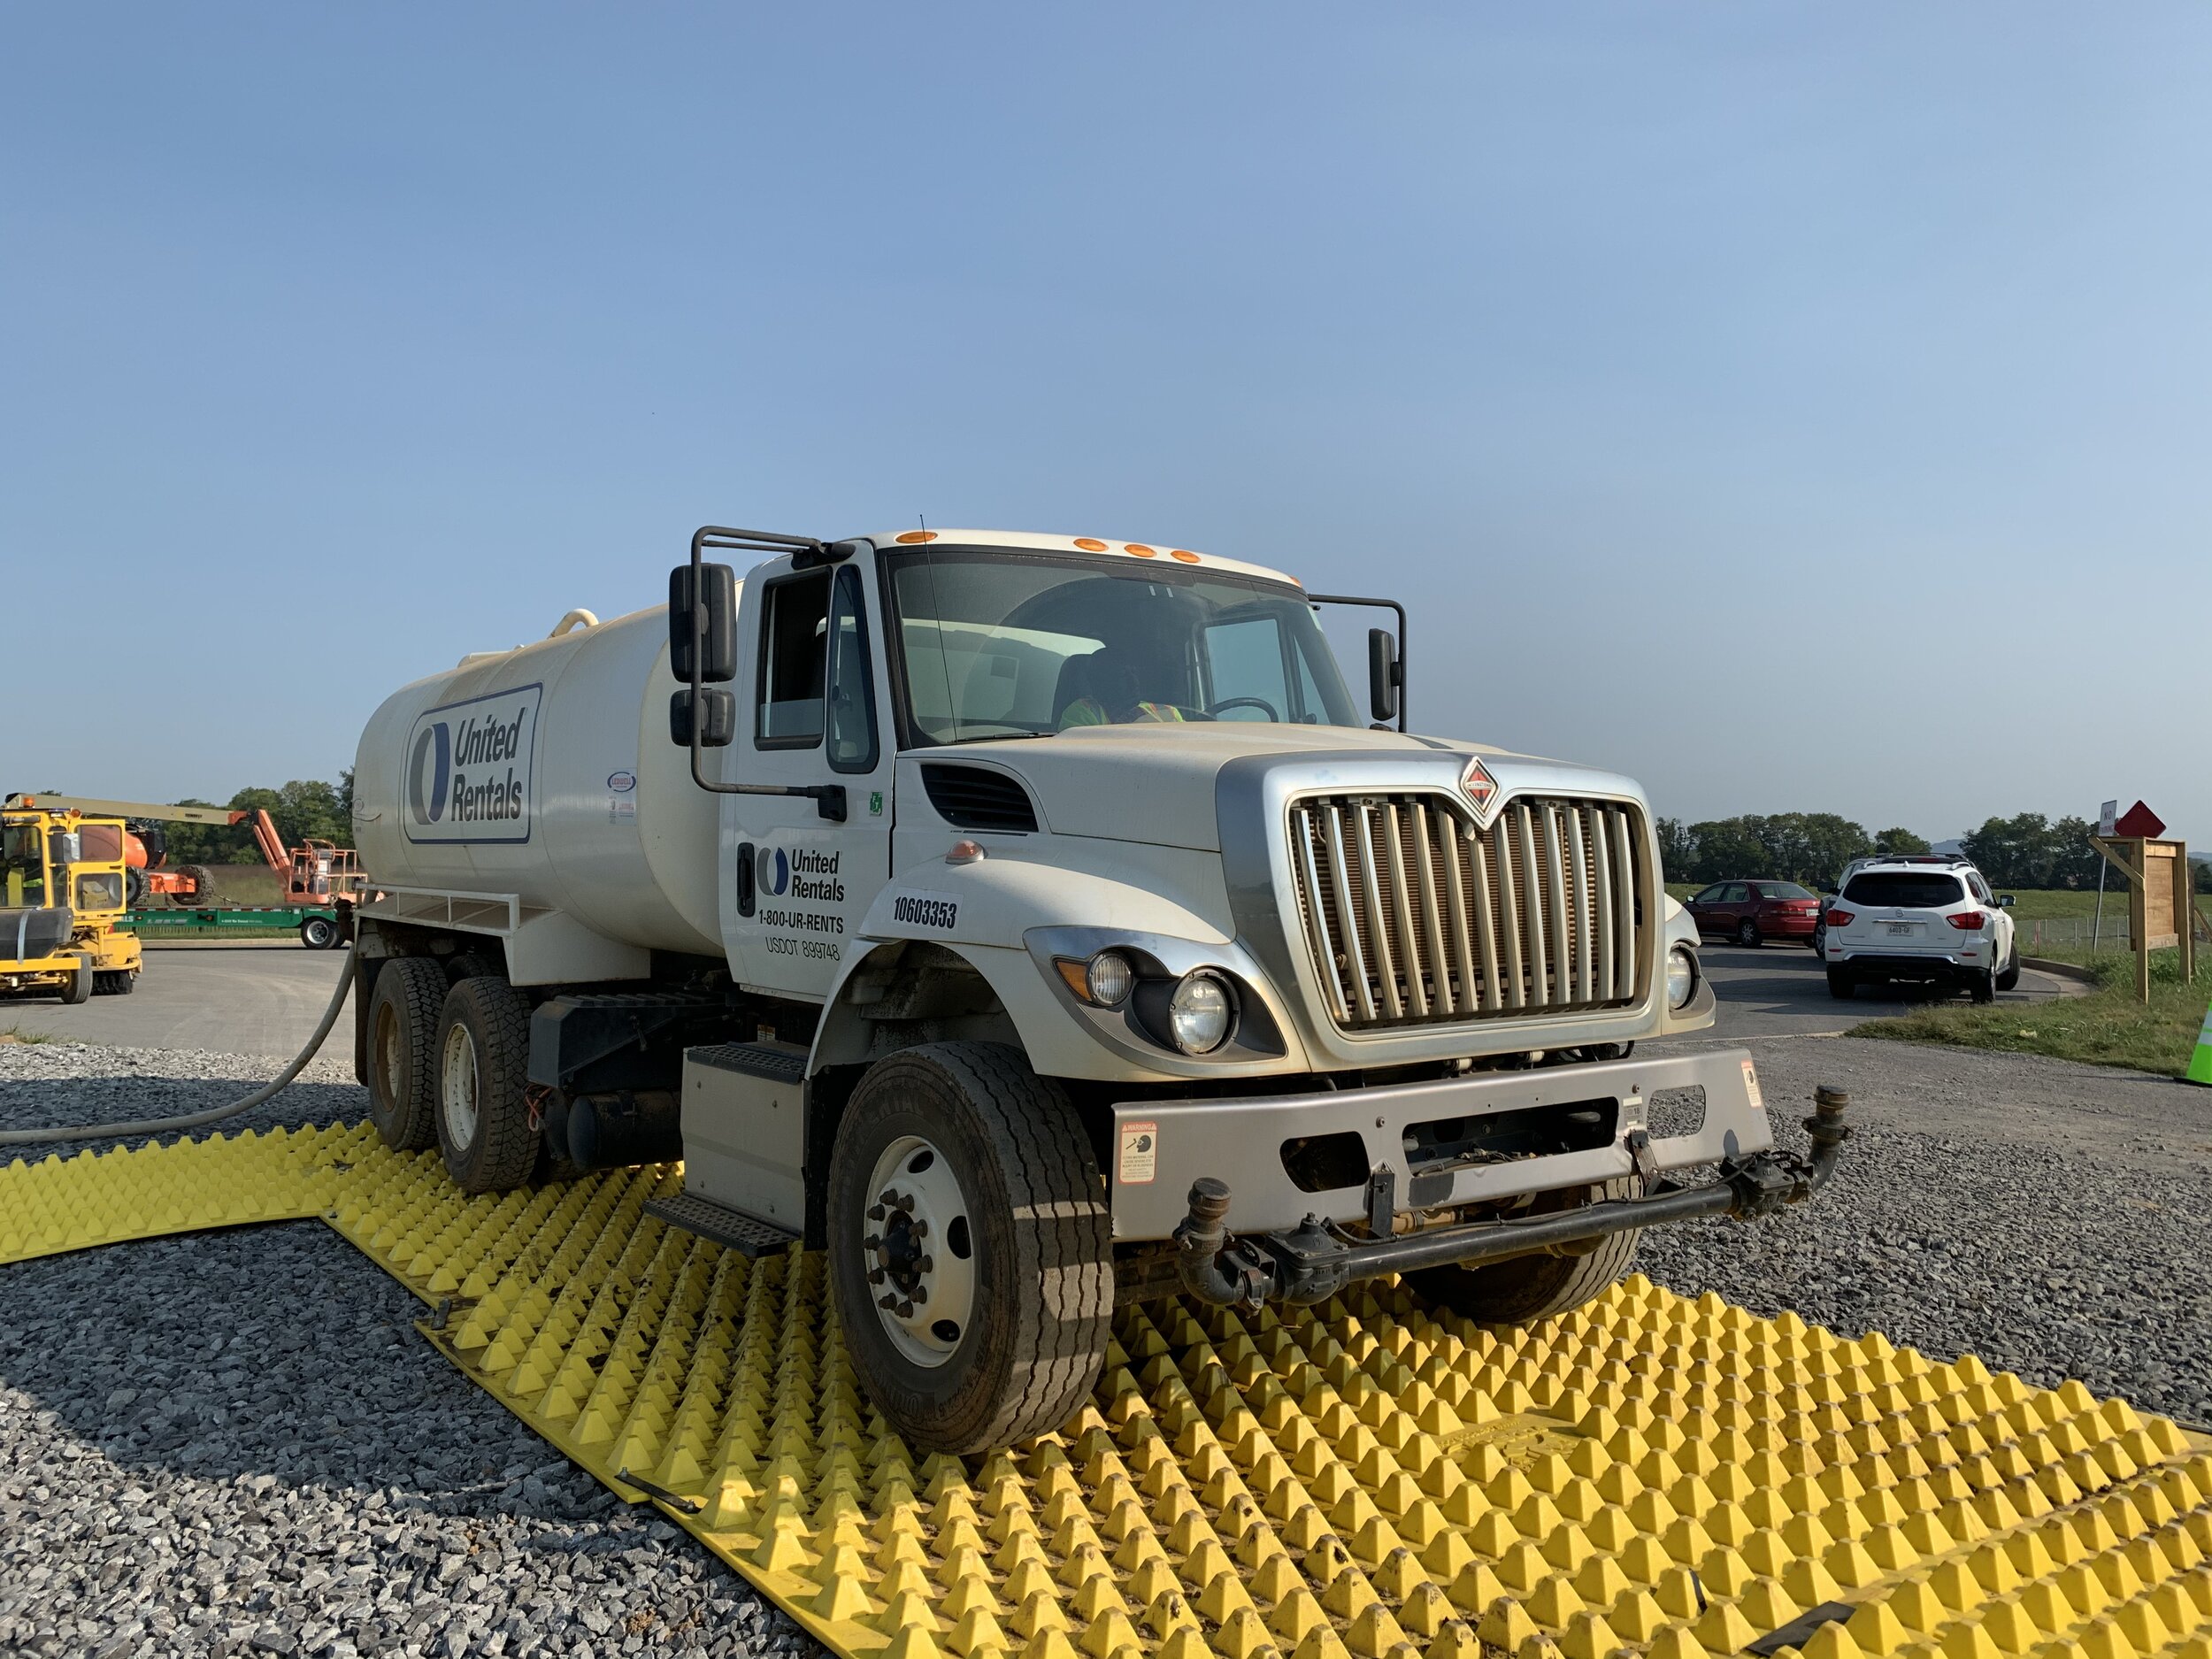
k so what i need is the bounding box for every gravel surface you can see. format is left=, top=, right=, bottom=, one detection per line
left=0, top=1044, right=814, bottom=1659
left=1639, top=1033, right=2212, bottom=1426
left=3, top=1034, right=2208, bottom=1655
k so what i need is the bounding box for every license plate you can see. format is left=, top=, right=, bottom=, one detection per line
left=1884, top=921, right=1917, bottom=936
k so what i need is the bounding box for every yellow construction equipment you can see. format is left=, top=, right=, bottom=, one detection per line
left=3, top=1128, right=2208, bottom=1659
left=0, top=798, right=143, bottom=1000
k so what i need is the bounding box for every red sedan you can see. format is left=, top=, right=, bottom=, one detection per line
left=1686, top=879, right=1823, bottom=948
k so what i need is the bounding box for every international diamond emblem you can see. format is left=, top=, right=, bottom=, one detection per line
left=1459, top=756, right=1501, bottom=824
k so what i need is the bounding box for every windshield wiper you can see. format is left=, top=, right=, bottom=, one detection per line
left=946, top=729, right=1056, bottom=743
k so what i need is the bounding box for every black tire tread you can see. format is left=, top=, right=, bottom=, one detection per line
left=1405, top=1179, right=1642, bottom=1325
left=176, top=864, right=217, bottom=908
left=1826, top=969, right=1855, bottom=1000
left=369, top=957, right=446, bottom=1151
left=438, top=977, right=539, bottom=1194
left=834, top=1041, right=1111, bottom=1453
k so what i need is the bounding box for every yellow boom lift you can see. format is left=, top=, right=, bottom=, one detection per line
left=1, top=800, right=142, bottom=1001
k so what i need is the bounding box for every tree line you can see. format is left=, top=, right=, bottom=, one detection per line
left=158, top=774, right=356, bottom=864
left=1657, top=810, right=2208, bottom=891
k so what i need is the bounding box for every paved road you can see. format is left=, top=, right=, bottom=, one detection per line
left=1655, top=939, right=2078, bottom=1046
left=0, top=946, right=352, bottom=1059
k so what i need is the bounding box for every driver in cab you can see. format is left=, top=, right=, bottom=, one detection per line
left=1053, top=647, right=1192, bottom=730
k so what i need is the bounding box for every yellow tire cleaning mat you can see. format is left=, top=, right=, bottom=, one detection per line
left=5, top=1130, right=2210, bottom=1659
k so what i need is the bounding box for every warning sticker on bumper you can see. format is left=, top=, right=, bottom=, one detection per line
left=1740, top=1057, right=1764, bottom=1110
left=1118, top=1122, right=1157, bottom=1186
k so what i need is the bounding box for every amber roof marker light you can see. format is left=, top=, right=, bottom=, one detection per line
left=1169, top=549, right=1201, bottom=564
left=1124, top=543, right=1158, bottom=557
left=1072, top=537, right=1108, bottom=551
left=895, top=530, right=937, bottom=544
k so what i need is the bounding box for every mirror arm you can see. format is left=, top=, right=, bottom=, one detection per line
left=684, top=526, right=848, bottom=818
left=1308, top=593, right=1408, bottom=732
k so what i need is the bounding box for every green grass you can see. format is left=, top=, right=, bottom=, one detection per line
left=1852, top=949, right=2210, bottom=1075
left=0, top=1025, right=55, bottom=1044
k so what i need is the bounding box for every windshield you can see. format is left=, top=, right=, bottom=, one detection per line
left=883, top=549, right=1359, bottom=747
left=1760, top=881, right=1816, bottom=900
left=1, top=821, right=48, bottom=908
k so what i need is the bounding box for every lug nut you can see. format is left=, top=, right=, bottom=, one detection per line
left=867, top=1268, right=885, bottom=1286
left=867, top=1203, right=886, bottom=1221
left=877, top=1294, right=898, bottom=1310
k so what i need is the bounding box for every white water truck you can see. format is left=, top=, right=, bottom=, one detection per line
left=349, top=526, right=1845, bottom=1453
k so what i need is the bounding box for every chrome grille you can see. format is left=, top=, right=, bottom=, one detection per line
left=1288, top=793, right=1647, bottom=1030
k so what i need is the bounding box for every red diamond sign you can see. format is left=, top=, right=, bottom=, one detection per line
left=1459, top=756, right=1501, bottom=823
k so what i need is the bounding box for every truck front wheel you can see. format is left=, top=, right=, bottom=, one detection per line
left=434, top=977, right=539, bottom=1193
left=828, top=1042, right=1111, bottom=1455
left=1405, top=1178, right=1642, bottom=1325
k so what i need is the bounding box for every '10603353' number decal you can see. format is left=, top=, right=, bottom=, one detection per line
left=891, top=891, right=960, bottom=930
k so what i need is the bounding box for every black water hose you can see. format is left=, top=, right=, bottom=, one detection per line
left=0, top=946, right=358, bottom=1147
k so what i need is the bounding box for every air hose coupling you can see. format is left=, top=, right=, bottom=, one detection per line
left=1173, top=1178, right=1278, bottom=1308
left=1803, top=1084, right=1852, bottom=1191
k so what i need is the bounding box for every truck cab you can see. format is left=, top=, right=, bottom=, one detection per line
left=0, top=800, right=143, bottom=1001
left=349, top=527, right=1840, bottom=1453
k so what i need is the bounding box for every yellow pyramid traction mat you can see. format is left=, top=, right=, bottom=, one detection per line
left=4, top=1128, right=2210, bottom=1659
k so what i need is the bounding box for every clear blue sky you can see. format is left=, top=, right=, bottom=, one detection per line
left=6, top=5, right=2208, bottom=847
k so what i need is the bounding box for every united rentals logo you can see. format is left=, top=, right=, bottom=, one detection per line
left=404, top=685, right=541, bottom=844
left=757, top=844, right=842, bottom=903
left=1459, top=755, right=1502, bottom=826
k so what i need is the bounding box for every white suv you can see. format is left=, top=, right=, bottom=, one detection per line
left=1823, top=857, right=2017, bottom=1002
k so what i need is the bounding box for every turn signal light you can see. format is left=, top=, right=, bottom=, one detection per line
left=1824, top=910, right=1855, bottom=926
left=1946, top=910, right=1986, bottom=931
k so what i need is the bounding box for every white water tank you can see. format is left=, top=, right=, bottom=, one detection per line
left=352, top=603, right=723, bottom=979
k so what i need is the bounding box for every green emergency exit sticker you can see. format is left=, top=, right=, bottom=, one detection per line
left=869, top=791, right=883, bottom=817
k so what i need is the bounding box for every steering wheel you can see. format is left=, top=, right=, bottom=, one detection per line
left=1206, top=696, right=1281, bottom=722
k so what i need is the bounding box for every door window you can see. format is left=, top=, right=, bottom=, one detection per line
left=756, top=572, right=831, bottom=747
left=1719, top=883, right=1748, bottom=902
left=1691, top=885, right=1723, bottom=905
left=825, top=566, right=879, bottom=774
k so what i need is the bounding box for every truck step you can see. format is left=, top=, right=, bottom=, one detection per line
left=642, top=1191, right=798, bottom=1256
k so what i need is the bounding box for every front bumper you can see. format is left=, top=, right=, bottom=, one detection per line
left=1108, top=1047, right=1772, bottom=1240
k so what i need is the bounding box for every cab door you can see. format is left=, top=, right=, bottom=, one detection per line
left=721, top=556, right=894, bottom=1001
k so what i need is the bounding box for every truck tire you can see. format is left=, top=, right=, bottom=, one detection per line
left=60, top=957, right=95, bottom=1005
left=299, top=915, right=339, bottom=950
left=1405, top=1178, right=1641, bottom=1325
left=828, top=1042, right=1112, bottom=1455
left=434, top=976, right=539, bottom=1194
left=176, top=864, right=217, bottom=908
left=445, top=951, right=501, bottom=985
left=125, top=868, right=148, bottom=908
left=1826, top=969, right=1855, bottom=999
left=367, top=957, right=447, bottom=1151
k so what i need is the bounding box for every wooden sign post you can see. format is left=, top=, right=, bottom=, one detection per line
left=2090, top=834, right=2195, bottom=1002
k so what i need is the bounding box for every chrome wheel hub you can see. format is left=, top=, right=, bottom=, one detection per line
left=862, top=1135, right=976, bottom=1368
left=440, top=1023, right=480, bottom=1148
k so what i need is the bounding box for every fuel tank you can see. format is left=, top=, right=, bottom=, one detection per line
left=352, top=605, right=722, bottom=960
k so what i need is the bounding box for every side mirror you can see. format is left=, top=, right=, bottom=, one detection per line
left=669, top=562, right=737, bottom=684
left=1996, top=894, right=2015, bottom=908
left=670, top=687, right=735, bottom=749
left=1367, top=627, right=1400, bottom=724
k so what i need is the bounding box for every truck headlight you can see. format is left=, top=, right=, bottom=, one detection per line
left=1168, top=971, right=1233, bottom=1054
left=1666, top=947, right=1697, bottom=1010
